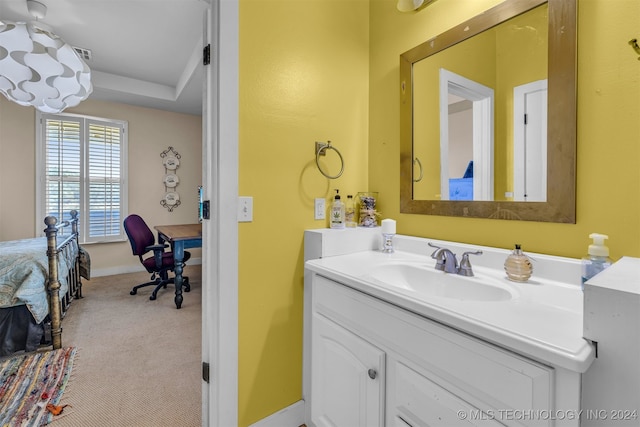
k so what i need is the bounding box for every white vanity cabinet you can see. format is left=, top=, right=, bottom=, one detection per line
left=306, top=273, right=578, bottom=427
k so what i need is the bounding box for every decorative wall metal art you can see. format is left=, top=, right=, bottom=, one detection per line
left=160, top=146, right=182, bottom=211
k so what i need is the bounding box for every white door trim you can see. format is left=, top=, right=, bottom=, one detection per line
left=203, top=1, right=239, bottom=426
left=439, top=68, right=494, bottom=201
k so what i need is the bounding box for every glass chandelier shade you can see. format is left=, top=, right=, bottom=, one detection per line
left=0, top=20, right=92, bottom=113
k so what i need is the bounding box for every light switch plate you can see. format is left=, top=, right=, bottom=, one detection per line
left=238, top=196, right=253, bottom=222
left=315, top=198, right=325, bottom=220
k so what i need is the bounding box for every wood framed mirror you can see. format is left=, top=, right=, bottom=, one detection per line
left=400, top=0, right=576, bottom=223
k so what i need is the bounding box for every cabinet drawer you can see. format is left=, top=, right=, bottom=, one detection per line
left=390, top=360, right=503, bottom=427
left=314, top=275, right=553, bottom=426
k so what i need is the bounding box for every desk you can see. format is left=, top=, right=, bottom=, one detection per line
left=155, top=223, right=202, bottom=309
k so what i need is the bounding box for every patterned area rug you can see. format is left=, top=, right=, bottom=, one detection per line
left=0, top=347, right=77, bottom=426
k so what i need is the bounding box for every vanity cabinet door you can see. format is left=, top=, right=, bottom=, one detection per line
left=311, top=313, right=385, bottom=427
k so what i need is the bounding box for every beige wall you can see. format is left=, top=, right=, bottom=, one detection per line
left=0, top=97, right=202, bottom=274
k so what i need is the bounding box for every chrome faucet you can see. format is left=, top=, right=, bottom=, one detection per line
left=430, top=245, right=459, bottom=273
left=428, top=243, right=483, bottom=276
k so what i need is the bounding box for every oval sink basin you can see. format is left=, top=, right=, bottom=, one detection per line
left=363, top=263, right=513, bottom=302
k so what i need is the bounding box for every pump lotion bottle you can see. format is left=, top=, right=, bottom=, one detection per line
left=330, top=190, right=345, bottom=229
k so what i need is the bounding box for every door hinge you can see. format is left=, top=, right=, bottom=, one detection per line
left=524, top=113, right=528, bottom=125
left=203, top=44, right=211, bottom=66
left=202, top=361, right=210, bottom=383
left=202, top=200, right=210, bottom=220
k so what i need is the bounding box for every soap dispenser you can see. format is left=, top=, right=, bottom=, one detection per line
left=581, top=233, right=613, bottom=289
left=504, top=244, right=533, bottom=282
left=330, top=189, right=345, bottom=229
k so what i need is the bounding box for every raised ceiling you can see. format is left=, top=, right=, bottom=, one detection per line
left=0, top=0, right=207, bottom=116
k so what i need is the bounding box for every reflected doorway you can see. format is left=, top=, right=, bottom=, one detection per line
left=439, top=69, right=494, bottom=201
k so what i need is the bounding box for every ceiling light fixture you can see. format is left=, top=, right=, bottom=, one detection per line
left=0, top=0, right=92, bottom=113
left=397, top=0, right=424, bottom=12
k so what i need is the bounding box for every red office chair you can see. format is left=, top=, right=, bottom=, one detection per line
left=123, top=214, right=191, bottom=300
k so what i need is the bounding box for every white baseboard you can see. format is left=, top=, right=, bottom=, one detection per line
left=249, top=400, right=305, bottom=427
left=90, top=258, right=202, bottom=278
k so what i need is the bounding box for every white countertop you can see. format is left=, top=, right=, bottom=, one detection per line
left=586, top=256, right=640, bottom=295
left=305, top=237, right=595, bottom=373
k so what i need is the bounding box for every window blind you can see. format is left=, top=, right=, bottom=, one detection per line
left=38, top=113, right=128, bottom=243
left=86, top=120, right=123, bottom=239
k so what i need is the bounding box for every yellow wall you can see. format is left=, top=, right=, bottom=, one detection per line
left=237, top=0, right=639, bottom=424
left=238, top=0, right=369, bottom=424
left=0, top=97, right=202, bottom=273
left=370, top=0, right=640, bottom=260
left=495, top=4, right=548, bottom=197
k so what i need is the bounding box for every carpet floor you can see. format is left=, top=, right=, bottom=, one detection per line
left=0, top=347, right=77, bottom=426
left=49, top=265, right=202, bottom=427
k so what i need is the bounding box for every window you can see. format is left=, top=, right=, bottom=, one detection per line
left=36, top=112, right=128, bottom=244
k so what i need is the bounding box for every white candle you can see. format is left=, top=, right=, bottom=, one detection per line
left=381, top=218, right=396, bottom=234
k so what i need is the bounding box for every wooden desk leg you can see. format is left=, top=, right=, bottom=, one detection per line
left=173, top=243, right=184, bottom=309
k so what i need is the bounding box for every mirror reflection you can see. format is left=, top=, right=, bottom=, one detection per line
left=412, top=3, right=548, bottom=202
left=399, top=0, right=577, bottom=223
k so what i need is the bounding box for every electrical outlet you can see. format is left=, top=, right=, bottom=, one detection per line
left=238, top=196, right=253, bottom=222
left=315, top=198, right=325, bottom=220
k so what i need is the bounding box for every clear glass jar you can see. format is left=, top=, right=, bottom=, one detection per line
left=356, top=192, right=378, bottom=227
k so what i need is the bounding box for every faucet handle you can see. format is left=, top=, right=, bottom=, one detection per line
left=458, top=250, right=483, bottom=276
left=428, top=243, right=447, bottom=271
left=427, top=242, right=443, bottom=258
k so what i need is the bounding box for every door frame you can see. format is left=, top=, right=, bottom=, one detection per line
left=202, top=1, right=239, bottom=425
left=439, top=68, right=494, bottom=201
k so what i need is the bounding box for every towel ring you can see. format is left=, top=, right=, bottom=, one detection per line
left=315, top=141, right=344, bottom=179
left=413, top=157, right=424, bottom=182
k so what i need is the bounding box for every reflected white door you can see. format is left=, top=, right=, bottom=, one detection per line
left=513, top=80, right=547, bottom=202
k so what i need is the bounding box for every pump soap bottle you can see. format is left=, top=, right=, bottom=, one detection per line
left=504, top=244, right=533, bottom=282
left=330, top=189, right=345, bottom=229
left=581, top=233, right=613, bottom=289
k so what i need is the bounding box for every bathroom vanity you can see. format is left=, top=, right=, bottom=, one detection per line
left=303, top=228, right=600, bottom=427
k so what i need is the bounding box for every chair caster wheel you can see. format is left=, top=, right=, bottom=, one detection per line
left=150, top=295, right=157, bottom=301
left=130, top=290, right=137, bottom=295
